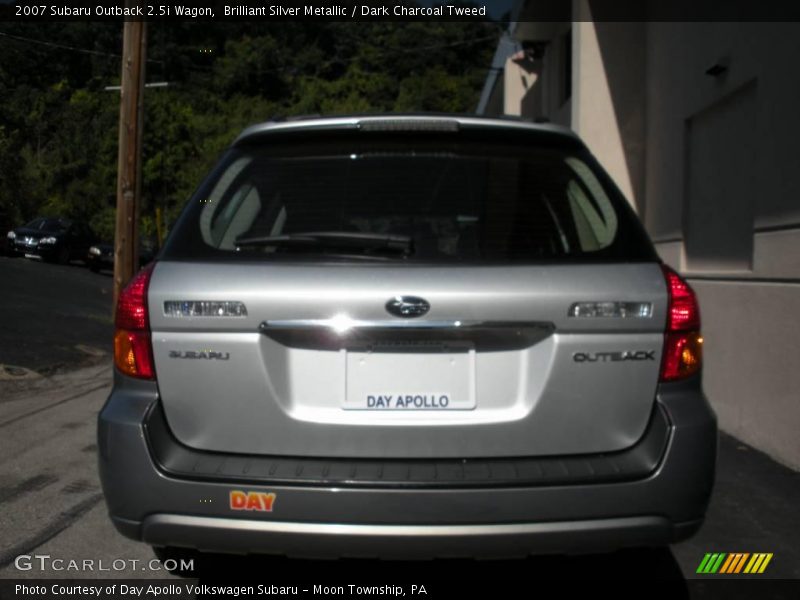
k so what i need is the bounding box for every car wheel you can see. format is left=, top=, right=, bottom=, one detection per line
left=57, top=246, right=70, bottom=265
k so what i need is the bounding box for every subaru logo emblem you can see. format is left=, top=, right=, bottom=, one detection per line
left=385, top=296, right=430, bottom=318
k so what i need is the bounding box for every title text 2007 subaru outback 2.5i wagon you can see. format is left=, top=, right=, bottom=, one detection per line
left=98, top=115, right=716, bottom=560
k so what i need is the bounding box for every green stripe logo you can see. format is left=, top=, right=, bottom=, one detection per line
left=697, top=552, right=773, bottom=575
left=697, top=553, right=727, bottom=573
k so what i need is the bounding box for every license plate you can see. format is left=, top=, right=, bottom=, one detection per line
left=343, top=347, right=476, bottom=410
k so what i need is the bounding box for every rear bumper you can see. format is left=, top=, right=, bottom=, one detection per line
left=98, top=376, right=716, bottom=558
left=13, top=242, right=57, bottom=259
left=122, top=515, right=701, bottom=560
left=11, top=241, right=39, bottom=256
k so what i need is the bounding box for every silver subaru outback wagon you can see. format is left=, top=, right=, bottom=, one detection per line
left=98, top=114, right=716, bottom=560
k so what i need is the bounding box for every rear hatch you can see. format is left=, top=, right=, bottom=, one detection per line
left=149, top=119, right=666, bottom=459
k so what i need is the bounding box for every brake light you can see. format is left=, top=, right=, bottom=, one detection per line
left=114, top=263, right=156, bottom=379
left=660, top=265, right=702, bottom=381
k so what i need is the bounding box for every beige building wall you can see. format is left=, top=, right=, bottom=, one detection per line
left=571, top=13, right=646, bottom=214
left=642, top=22, right=800, bottom=470
left=502, top=55, right=538, bottom=117
left=482, top=14, right=800, bottom=469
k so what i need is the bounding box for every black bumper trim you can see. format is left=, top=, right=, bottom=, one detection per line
left=143, top=402, right=671, bottom=489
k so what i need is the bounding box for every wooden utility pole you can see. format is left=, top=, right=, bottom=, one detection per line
left=113, top=10, right=147, bottom=309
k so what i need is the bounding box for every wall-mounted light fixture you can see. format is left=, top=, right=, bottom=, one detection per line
left=521, top=40, right=549, bottom=61
left=705, top=57, right=730, bottom=78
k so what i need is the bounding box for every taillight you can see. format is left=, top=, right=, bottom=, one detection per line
left=114, top=262, right=156, bottom=379
left=660, top=265, right=703, bottom=381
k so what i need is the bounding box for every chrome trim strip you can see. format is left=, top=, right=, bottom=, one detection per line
left=260, top=319, right=544, bottom=331
left=258, top=319, right=555, bottom=351
left=139, top=514, right=672, bottom=557
left=143, top=514, right=667, bottom=539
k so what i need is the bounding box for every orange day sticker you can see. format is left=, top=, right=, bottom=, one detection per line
left=229, top=490, right=276, bottom=512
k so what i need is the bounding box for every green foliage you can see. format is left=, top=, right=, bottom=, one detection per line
left=0, top=21, right=498, bottom=239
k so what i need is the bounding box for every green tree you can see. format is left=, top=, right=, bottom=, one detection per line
left=0, top=20, right=499, bottom=237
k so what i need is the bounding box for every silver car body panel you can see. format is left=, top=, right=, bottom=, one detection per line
left=148, top=262, right=667, bottom=458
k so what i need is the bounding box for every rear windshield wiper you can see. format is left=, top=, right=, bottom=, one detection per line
left=235, top=231, right=413, bottom=255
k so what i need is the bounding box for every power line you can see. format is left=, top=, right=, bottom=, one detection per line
left=304, top=29, right=501, bottom=77
left=0, top=30, right=163, bottom=64
left=385, top=32, right=500, bottom=54
left=325, top=24, right=501, bottom=57
left=0, top=25, right=500, bottom=86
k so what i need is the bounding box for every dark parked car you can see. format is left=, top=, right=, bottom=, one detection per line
left=7, top=217, right=96, bottom=264
left=86, top=240, right=156, bottom=272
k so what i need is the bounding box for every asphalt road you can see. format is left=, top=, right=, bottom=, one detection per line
left=0, top=256, right=113, bottom=377
left=0, top=254, right=796, bottom=592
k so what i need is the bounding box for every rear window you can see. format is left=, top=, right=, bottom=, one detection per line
left=162, top=134, right=656, bottom=264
